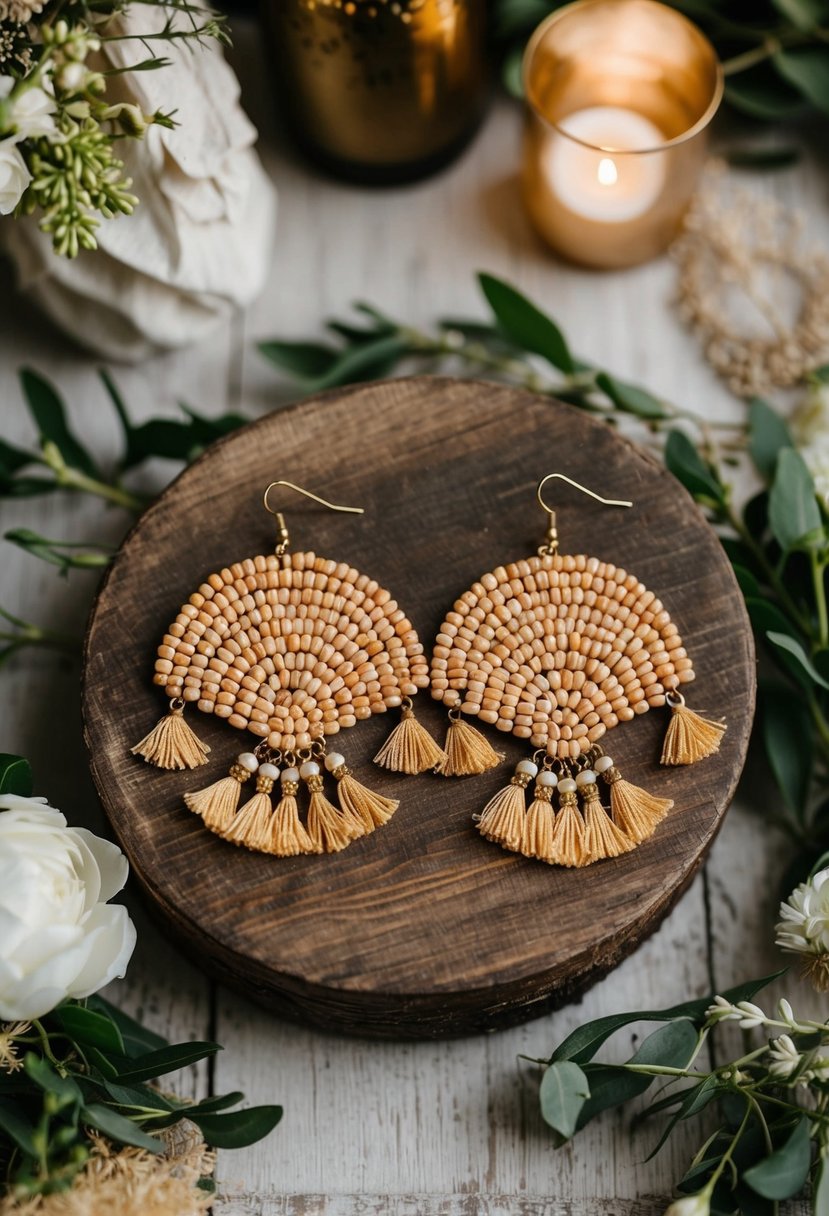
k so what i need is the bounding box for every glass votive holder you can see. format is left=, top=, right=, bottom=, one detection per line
left=522, top=0, right=723, bottom=270
left=268, top=0, right=489, bottom=185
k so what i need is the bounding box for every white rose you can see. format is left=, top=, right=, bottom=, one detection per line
left=0, top=794, right=136, bottom=1020
left=0, top=139, right=30, bottom=215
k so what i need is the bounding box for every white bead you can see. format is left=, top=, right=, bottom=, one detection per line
left=594, top=755, right=614, bottom=773
left=299, top=760, right=320, bottom=779
left=237, top=752, right=259, bottom=772
left=558, top=777, right=577, bottom=793
left=324, top=751, right=346, bottom=772
left=386, top=695, right=402, bottom=708
left=576, top=769, right=597, bottom=786
left=259, top=763, right=280, bottom=780
left=282, top=767, right=299, bottom=783
left=538, top=770, right=558, bottom=788
left=516, top=760, right=538, bottom=777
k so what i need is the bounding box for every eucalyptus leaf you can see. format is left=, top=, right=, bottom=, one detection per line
left=478, top=272, right=575, bottom=373
left=774, top=48, right=829, bottom=114
left=595, top=372, right=668, bottom=420
left=664, top=430, right=724, bottom=503
left=743, top=1114, right=812, bottom=1200
left=772, top=0, right=827, bottom=28
left=257, top=340, right=339, bottom=380
left=767, top=630, right=829, bottom=690
left=52, top=1004, right=125, bottom=1055
left=0, top=753, right=33, bottom=796
left=748, top=398, right=793, bottom=481
left=100, top=1080, right=180, bottom=1114
left=82, top=1103, right=165, bottom=1153
left=188, top=1091, right=246, bottom=1114
left=0, top=436, right=39, bottom=478
left=259, top=334, right=411, bottom=390
left=725, top=62, right=808, bottom=121
left=761, top=683, right=814, bottom=815
left=732, top=564, right=760, bottom=598
left=539, top=1060, right=590, bottom=1141
left=645, top=1074, right=723, bottom=1161
left=769, top=448, right=822, bottom=553
left=502, top=44, right=525, bottom=98
left=24, top=1054, right=83, bottom=1107
left=115, top=1041, right=221, bottom=1084
left=190, top=1104, right=283, bottom=1149
left=813, top=1156, right=829, bottom=1216
left=20, top=368, right=99, bottom=479
left=550, top=974, right=780, bottom=1064
left=0, top=1097, right=37, bottom=1156
left=87, top=995, right=168, bottom=1057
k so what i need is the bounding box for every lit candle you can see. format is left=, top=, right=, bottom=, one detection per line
left=521, top=0, right=723, bottom=269
left=543, top=106, right=666, bottom=223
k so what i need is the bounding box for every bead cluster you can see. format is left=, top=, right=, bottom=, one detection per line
left=430, top=552, right=694, bottom=760
left=153, top=551, right=429, bottom=753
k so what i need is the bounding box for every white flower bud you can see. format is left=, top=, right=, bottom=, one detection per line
left=664, top=1192, right=710, bottom=1216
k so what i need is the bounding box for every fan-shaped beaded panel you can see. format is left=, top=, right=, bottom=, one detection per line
left=430, top=553, right=694, bottom=760
left=152, top=551, right=429, bottom=753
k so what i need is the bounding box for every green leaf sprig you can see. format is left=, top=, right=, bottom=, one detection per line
left=528, top=972, right=829, bottom=1214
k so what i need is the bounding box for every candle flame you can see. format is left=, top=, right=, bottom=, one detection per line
left=597, top=157, right=618, bottom=186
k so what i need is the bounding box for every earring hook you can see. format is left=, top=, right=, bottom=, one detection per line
left=263, top=480, right=365, bottom=557
left=536, top=473, right=633, bottom=556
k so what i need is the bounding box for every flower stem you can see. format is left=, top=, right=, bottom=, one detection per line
left=41, top=442, right=146, bottom=512
left=812, top=552, right=829, bottom=650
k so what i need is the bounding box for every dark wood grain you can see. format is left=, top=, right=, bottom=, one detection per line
left=82, top=377, right=755, bottom=1039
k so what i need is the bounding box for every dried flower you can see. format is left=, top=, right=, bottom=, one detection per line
left=776, top=866, right=829, bottom=991
left=0, top=0, right=46, bottom=22
left=0, top=1020, right=30, bottom=1073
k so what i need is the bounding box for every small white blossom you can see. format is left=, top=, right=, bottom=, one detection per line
left=792, top=382, right=829, bottom=506
left=705, top=995, right=741, bottom=1023
left=734, top=1001, right=768, bottom=1029
left=664, top=1192, right=710, bottom=1216
left=768, top=1035, right=801, bottom=1079
left=0, top=77, right=56, bottom=143
left=776, top=868, right=829, bottom=991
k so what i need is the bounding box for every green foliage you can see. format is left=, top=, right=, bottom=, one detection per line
left=0, top=993, right=281, bottom=1200
left=488, top=0, right=829, bottom=127
left=534, top=975, right=829, bottom=1212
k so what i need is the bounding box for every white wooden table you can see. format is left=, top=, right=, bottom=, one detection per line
left=1, top=23, right=827, bottom=1213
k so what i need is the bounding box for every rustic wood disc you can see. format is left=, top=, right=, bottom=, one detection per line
left=83, top=377, right=754, bottom=1039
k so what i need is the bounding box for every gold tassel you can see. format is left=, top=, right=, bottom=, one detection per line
left=270, top=767, right=317, bottom=856
left=521, top=776, right=557, bottom=862
left=305, top=768, right=362, bottom=854
left=476, top=763, right=534, bottom=853
left=596, top=758, right=673, bottom=844
left=223, top=764, right=279, bottom=852
left=374, top=699, right=448, bottom=774
left=131, top=699, right=210, bottom=770
left=549, top=780, right=587, bottom=868
left=580, top=780, right=635, bottom=862
left=328, top=754, right=399, bottom=832
left=661, top=694, right=726, bottom=765
left=184, top=753, right=256, bottom=834
left=438, top=712, right=503, bottom=777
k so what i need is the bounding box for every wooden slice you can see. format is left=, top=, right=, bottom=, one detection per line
left=83, top=377, right=754, bottom=1039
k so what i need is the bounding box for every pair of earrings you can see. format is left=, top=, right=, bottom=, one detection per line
left=132, top=475, right=725, bottom=867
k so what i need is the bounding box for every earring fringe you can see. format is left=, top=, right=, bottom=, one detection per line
left=549, top=782, right=587, bottom=868
left=131, top=700, right=210, bottom=770
left=305, top=771, right=362, bottom=853
left=476, top=763, right=534, bottom=853
left=522, top=778, right=556, bottom=862
left=223, top=766, right=279, bottom=852
left=330, top=759, right=399, bottom=832
left=439, top=714, right=503, bottom=777
left=661, top=696, right=726, bottom=765
left=598, top=761, right=673, bottom=843
left=184, top=755, right=254, bottom=833
left=374, top=700, right=447, bottom=774
left=580, top=780, right=635, bottom=861
left=271, top=768, right=317, bottom=856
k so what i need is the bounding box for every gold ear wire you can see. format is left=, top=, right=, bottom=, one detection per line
left=536, top=473, right=633, bottom=556
left=263, top=480, right=365, bottom=556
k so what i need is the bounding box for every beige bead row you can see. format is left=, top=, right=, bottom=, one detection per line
left=430, top=554, right=695, bottom=760
left=154, top=552, right=429, bottom=752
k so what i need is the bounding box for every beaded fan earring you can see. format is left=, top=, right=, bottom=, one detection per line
left=132, top=481, right=444, bottom=856
left=429, top=473, right=726, bottom=868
